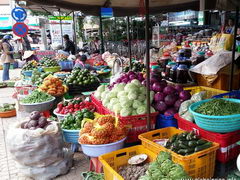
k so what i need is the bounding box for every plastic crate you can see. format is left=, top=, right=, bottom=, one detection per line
left=175, top=113, right=240, bottom=163
left=91, top=94, right=105, bottom=114
left=58, top=61, right=74, bottom=70
left=156, top=114, right=178, bottom=129
left=99, top=145, right=157, bottom=180
left=212, top=90, right=240, bottom=99
left=184, top=86, right=227, bottom=99
left=103, top=106, right=158, bottom=143
left=139, top=127, right=219, bottom=178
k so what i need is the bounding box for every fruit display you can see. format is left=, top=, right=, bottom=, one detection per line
left=94, top=81, right=156, bottom=116
left=43, top=58, right=59, bottom=67
left=55, top=53, right=68, bottom=60
left=22, top=60, right=38, bottom=71
left=123, top=62, right=145, bottom=73
left=55, top=98, right=95, bottom=115
left=140, top=152, right=189, bottom=179
left=39, top=75, right=67, bottom=96
left=21, top=90, right=54, bottom=104
left=79, top=115, right=127, bottom=145
left=0, top=103, right=15, bottom=112
left=165, top=131, right=212, bottom=156
left=39, top=56, right=51, bottom=66
left=60, top=109, right=95, bottom=130
left=65, top=68, right=99, bottom=86
left=31, top=70, right=53, bottom=86
left=109, top=71, right=145, bottom=89
left=21, top=111, right=50, bottom=130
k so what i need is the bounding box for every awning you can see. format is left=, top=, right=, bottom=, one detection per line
left=17, top=0, right=240, bottom=16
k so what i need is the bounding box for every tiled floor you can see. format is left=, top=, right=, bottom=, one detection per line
left=0, top=69, right=89, bottom=180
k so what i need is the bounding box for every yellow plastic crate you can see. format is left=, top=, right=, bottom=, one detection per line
left=99, top=145, right=157, bottom=180
left=138, top=127, right=219, bottom=179
left=184, top=86, right=227, bottom=99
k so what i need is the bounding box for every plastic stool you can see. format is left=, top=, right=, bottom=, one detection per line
left=42, top=110, right=51, bottom=118
left=89, top=157, right=103, bottom=173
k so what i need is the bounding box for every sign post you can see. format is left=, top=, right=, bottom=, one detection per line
left=11, top=7, right=28, bottom=38
left=12, top=22, right=29, bottom=37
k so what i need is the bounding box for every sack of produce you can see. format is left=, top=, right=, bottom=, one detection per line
left=16, top=148, right=73, bottom=180
left=7, top=112, right=64, bottom=167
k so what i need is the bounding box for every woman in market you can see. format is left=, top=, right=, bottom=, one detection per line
left=74, top=54, right=96, bottom=71
left=224, top=18, right=235, bottom=34
left=0, top=35, right=15, bottom=81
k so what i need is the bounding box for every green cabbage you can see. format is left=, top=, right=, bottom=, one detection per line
left=131, top=79, right=141, bottom=86
left=133, top=100, right=142, bottom=109
left=117, top=91, right=128, bottom=98
left=160, top=159, right=174, bottom=175
left=96, top=85, right=106, bottom=93
left=157, top=151, right=171, bottom=164
left=150, top=107, right=156, bottom=113
left=138, top=93, right=146, bottom=102
left=120, top=98, right=132, bottom=108
left=94, top=91, right=101, bottom=100
left=102, top=98, right=110, bottom=107
left=101, top=91, right=109, bottom=100
left=168, top=164, right=189, bottom=180
left=150, top=91, right=154, bottom=102
left=106, top=91, right=117, bottom=99
left=131, top=110, right=137, bottom=116
left=112, top=83, right=125, bottom=92
left=139, top=86, right=147, bottom=94
left=113, top=103, right=122, bottom=114
left=124, top=83, right=138, bottom=92
left=128, top=91, right=138, bottom=100
left=120, top=108, right=132, bottom=116
left=109, top=98, right=119, bottom=107
left=137, top=105, right=147, bottom=115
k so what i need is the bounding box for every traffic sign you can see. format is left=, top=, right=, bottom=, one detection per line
left=11, top=7, right=27, bottom=22
left=13, top=22, right=28, bottom=37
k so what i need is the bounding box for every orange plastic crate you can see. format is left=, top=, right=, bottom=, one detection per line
left=99, top=145, right=157, bottom=180
left=138, top=127, right=219, bottom=178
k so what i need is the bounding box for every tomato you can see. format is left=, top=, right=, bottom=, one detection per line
left=74, top=104, right=79, bottom=109
left=74, top=108, right=79, bottom=112
left=69, top=108, right=74, bottom=113
left=60, top=109, right=65, bottom=114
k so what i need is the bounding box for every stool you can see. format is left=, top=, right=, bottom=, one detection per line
left=42, top=110, right=51, bottom=118
left=89, top=157, right=103, bottom=173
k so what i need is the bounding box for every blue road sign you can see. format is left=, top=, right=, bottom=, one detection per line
left=11, top=7, right=27, bottom=22
left=13, top=22, right=28, bottom=37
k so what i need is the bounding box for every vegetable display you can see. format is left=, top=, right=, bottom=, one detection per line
left=79, top=115, right=127, bottom=145
left=55, top=99, right=95, bottom=115
left=195, top=98, right=240, bottom=116
left=22, top=60, right=38, bottom=71
left=123, top=62, right=145, bottom=73
left=0, top=103, right=15, bottom=112
left=39, top=75, right=67, bottom=96
left=31, top=70, right=53, bottom=86
left=65, top=68, right=99, bottom=86
left=21, top=90, right=54, bottom=104
left=81, top=171, right=104, bottom=180
left=43, top=58, right=59, bottom=67
left=21, top=111, right=49, bottom=130
left=165, top=131, right=212, bottom=156
left=94, top=80, right=155, bottom=116
left=60, top=109, right=95, bottom=130
left=118, top=163, right=149, bottom=180
left=140, top=152, right=189, bottom=180
left=152, top=82, right=191, bottom=116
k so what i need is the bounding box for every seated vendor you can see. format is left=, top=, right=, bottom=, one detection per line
left=22, top=51, right=39, bottom=62
left=74, top=55, right=96, bottom=71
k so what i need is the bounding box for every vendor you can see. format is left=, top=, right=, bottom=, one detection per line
left=23, top=51, right=39, bottom=62
left=225, top=18, right=235, bottom=34
left=74, top=54, right=96, bottom=71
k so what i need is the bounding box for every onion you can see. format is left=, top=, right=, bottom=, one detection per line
left=164, top=108, right=177, bottom=116
left=154, top=92, right=165, bottom=102
left=152, top=82, right=164, bottom=92
left=175, top=85, right=184, bottom=92
left=174, top=99, right=184, bottom=110
left=163, top=86, right=176, bottom=95
left=164, top=94, right=177, bottom=106
left=154, top=101, right=167, bottom=112
left=179, top=90, right=191, bottom=101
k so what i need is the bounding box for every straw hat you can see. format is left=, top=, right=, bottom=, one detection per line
left=23, top=51, right=34, bottom=59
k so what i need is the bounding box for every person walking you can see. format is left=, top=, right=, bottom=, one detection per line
left=63, top=34, right=76, bottom=55
left=1, top=35, right=14, bottom=81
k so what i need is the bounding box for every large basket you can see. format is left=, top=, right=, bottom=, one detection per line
left=62, top=129, right=79, bottom=143
left=80, top=137, right=126, bottom=157
left=20, top=98, right=55, bottom=113
left=175, top=113, right=240, bottom=163
left=43, top=66, right=61, bottom=73
left=139, top=127, right=219, bottom=178
left=99, top=145, right=157, bottom=180
left=184, top=86, right=227, bottom=99
left=189, top=98, right=240, bottom=133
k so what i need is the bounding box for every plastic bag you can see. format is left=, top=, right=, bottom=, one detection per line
left=17, top=148, right=73, bottom=180
left=178, top=100, right=194, bottom=116
left=181, top=111, right=194, bottom=122
left=190, top=91, right=206, bottom=102
left=7, top=121, right=64, bottom=167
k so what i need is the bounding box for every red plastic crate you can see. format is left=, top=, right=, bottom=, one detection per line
left=91, top=94, right=105, bottom=114
left=175, top=113, right=240, bottom=163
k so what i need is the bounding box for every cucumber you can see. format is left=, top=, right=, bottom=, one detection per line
left=177, top=149, right=187, bottom=155
left=194, top=142, right=212, bottom=152
left=179, top=143, right=189, bottom=149
left=169, top=134, right=178, bottom=143
left=188, top=140, right=198, bottom=147
left=197, top=139, right=208, bottom=145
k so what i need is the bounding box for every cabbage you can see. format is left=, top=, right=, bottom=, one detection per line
left=94, top=91, right=101, bottom=100
left=124, top=83, right=138, bottom=92
left=120, top=98, right=132, bottom=108
left=131, top=110, right=138, bottom=116
left=128, top=91, right=138, bottom=100
left=113, top=103, right=122, bottom=114
left=109, top=98, right=119, bottom=107
left=138, top=94, right=146, bottom=102
left=150, top=91, right=155, bottom=102
left=107, top=103, right=113, bottom=111
left=96, top=85, right=106, bottom=93
left=137, top=105, right=147, bottom=115
left=101, top=90, right=109, bottom=100
left=139, top=86, right=147, bottom=94
left=151, top=107, right=156, bottom=113
left=102, top=98, right=110, bottom=107
left=117, top=91, right=128, bottom=98
left=112, top=83, right=125, bottom=92
left=131, top=79, right=141, bottom=86
left=120, top=108, right=132, bottom=116
left=106, top=91, right=117, bottom=99
left=133, top=100, right=142, bottom=109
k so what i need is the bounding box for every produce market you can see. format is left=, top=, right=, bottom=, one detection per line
left=0, top=0, right=240, bottom=179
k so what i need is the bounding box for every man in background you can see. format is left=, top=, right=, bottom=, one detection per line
left=63, top=34, right=76, bottom=55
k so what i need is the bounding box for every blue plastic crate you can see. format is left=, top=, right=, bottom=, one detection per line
left=212, top=91, right=240, bottom=99
left=156, top=114, right=178, bottom=129
left=58, top=61, right=74, bottom=70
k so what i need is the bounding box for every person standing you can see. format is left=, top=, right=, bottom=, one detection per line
left=225, top=18, right=235, bottom=34
left=1, top=35, right=14, bottom=81
left=63, top=34, right=76, bottom=55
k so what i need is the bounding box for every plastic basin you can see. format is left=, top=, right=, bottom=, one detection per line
left=43, top=66, right=61, bottom=73
left=20, top=97, right=55, bottom=113
left=62, top=129, right=80, bottom=144
left=80, top=137, right=126, bottom=157
left=22, top=70, right=33, bottom=77
left=53, top=109, right=67, bottom=121
left=0, top=109, right=16, bottom=118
